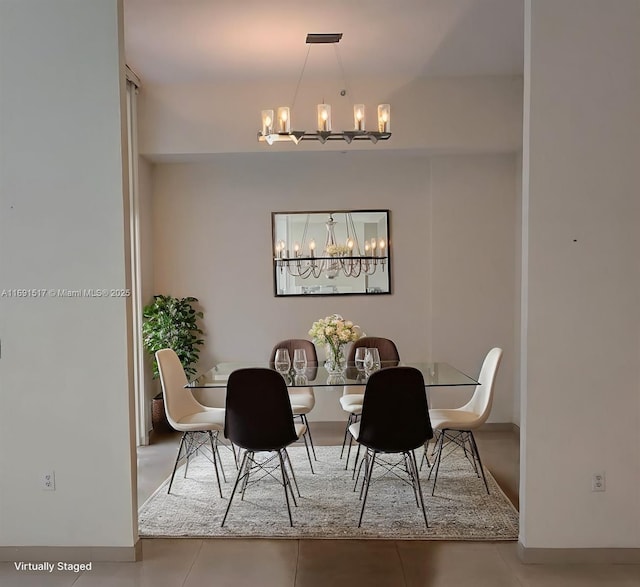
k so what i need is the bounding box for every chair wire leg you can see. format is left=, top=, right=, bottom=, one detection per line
left=463, top=432, right=479, bottom=475
left=301, top=431, right=315, bottom=474
left=358, top=450, right=377, bottom=527
left=278, top=451, right=298, bottom=507
left=409, top=450, right=429, bottom=528
left=345, top=424, right=356, bottom=471
left=240, top=451, right=252, bottom=500
left=351, top=442, right=362, bottom=480
left=340, top=413, right=353, bottom=459
left=184, top=433, right=193, bottom=478
left=277, top=450, right=294, bottom=527
left=461, top=431, right=470, bottom=460
left=301, top=414, right=317, bottom=460
left=358, top=450, right=370, bottom=499
left=431, top=431, right=440, bottom=456
left=221, top=450, right=249, bottom=527
left=405, top=452, right=420, bottom=507
left=283, top=448, right=301, bottom=497
left=208, top=431, right=224, bottom=498
left=469, top=431, right=490, bottom=494
left=168, top=432, right=187, bottom=494
left=353, top=453, right=367, bottom=492
left=431, top=428, right=447, bottom=495
left=420, top=439, right=431, bottom=470
left=213, top=437, right=227, bottom=483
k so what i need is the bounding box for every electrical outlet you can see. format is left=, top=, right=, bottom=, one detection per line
left=592, top=472, right=605, bottom=492
left=42, top=471, right=55, bottom=491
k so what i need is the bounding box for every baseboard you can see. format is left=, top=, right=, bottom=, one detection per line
left=481, top=422, right=519, bottom=433
left=0, top=541, right=141, bottom=563
left=518, top=543, right=640, bottom=564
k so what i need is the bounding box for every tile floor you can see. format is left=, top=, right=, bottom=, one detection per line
left=2, top=423, right=639, bottom=586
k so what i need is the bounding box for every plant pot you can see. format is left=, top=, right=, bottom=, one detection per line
left=151, top=394, right=172, bottom=434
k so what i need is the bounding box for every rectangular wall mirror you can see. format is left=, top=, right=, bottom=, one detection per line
left=272, top=209, right=391, bottom=296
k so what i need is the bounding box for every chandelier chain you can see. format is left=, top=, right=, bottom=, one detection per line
left=290, top=44, right=312, bottom=114
left=333, top=43, right=354, bottom=109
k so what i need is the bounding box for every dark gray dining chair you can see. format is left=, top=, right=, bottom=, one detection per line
left=221, top=368, right=310, bottom=527
left=348, top=367, right=433, bottom=527
left=340, top=337, right=400, bottom=469
left=269, top=338, right=318, bottom=469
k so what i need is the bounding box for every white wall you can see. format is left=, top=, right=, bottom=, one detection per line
left=521, top=0, right=640, bottom=550
left=139, top=76, right=523, bottom=158
left=0, top=0, right=137, bottom=555
left=151, top=151, right=517, bottom=422
left=429, top=155, right=517, bottom=422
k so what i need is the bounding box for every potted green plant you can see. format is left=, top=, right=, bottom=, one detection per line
left=142, top=295, right=205, bottom=431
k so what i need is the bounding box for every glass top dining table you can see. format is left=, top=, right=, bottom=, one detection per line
left=188, top=361, right=478, bottom=389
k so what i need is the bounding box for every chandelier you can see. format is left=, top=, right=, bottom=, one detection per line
left=258, top=33, right=391, bottom=145
left=274, top=212, right=388, bottom=280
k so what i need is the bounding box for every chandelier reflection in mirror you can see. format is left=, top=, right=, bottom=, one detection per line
left=272, top=210, right=391, bottom=297
left=259, top=33, right=391, bottom=146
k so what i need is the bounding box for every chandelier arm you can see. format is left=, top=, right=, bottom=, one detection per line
left=300, top=214, right=310, bottom=250
left=346, top=259, right=361, bottom=278
left=346, top=212, right=362, bottom=255
left=281, top=256, right=382, bottom=280
left=344, top=213, right=352, bottom=250
left=364, top=259, right=378, bottom=276
left=342, top=257, right=352, bottom=277
left=286, top=260, right=313, bottom=279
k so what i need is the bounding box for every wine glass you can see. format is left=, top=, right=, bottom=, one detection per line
left=293, top=348, right=307, bottom=375
left=364, top=348, right=381, bottom=376
left=354, top=347, right=367, bottom=375
left=274, top=348, right=291, bottom=375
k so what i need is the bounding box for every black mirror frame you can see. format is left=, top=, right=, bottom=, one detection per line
left=271, top=209, right=392, bottom=297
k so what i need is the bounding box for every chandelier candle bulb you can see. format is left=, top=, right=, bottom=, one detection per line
left=277, top=107, right=290, bottom=133
left=309, top=240, right=316, bottom=257
left=379, top=239, right=386, bottom=256
left=354, top=104, right=365, bottom=131
left=377, top=104, right=390, bottom=133
left=262, top=109, right=274, bottom=135
left=317, top=104, right=332, bottom=131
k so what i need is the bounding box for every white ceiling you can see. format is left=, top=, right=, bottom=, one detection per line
left=124, top=0, right=524, bottom=85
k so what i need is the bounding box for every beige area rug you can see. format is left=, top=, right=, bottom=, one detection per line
left=138, top=445, right=519, bottom=540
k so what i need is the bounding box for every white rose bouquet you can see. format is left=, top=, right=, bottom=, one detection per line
left=309, top=314, right=362, bottom=373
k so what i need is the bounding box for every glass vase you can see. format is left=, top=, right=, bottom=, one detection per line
left=325, top=343, right=346, bottom=375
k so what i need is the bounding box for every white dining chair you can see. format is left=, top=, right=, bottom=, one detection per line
left=427, top=347, right=503, bottom=494
left=156, top=348, right=227, bottom=497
